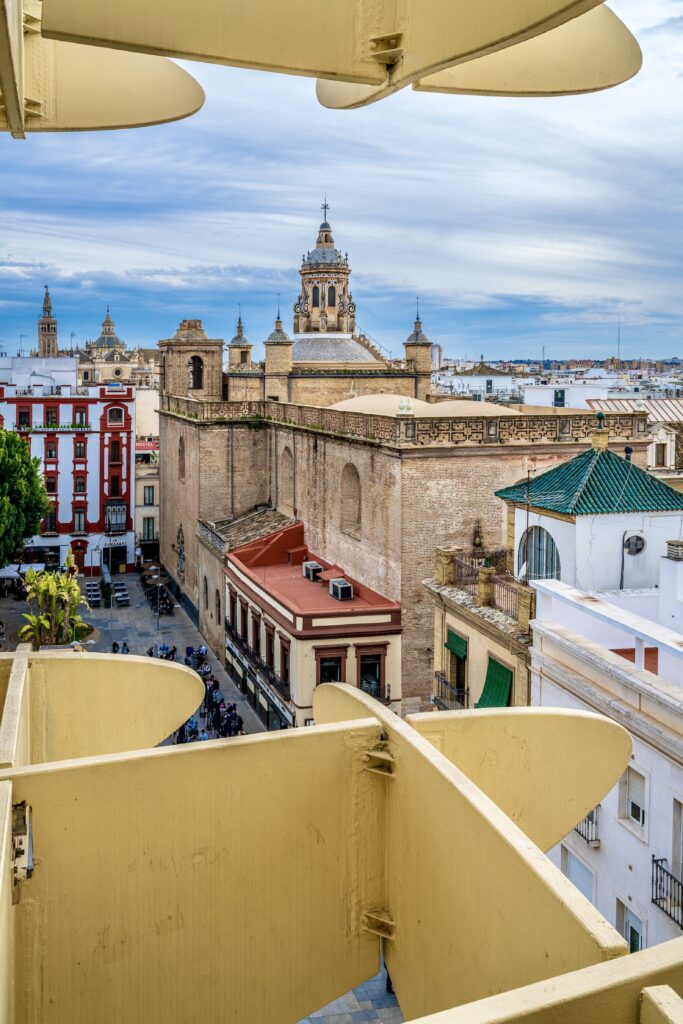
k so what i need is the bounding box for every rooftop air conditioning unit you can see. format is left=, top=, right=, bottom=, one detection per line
left=302, top=561, right=323, bottom=582
left=329, top=578, right=354, bottom=601
left=667, top=540, right=683, bottom=561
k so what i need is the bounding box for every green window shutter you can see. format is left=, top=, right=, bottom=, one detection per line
left=475, top=658, right=512, bottom=709
left=445, top=631, right=467, bottom=659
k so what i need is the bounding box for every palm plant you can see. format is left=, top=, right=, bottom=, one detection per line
left=18, top=551, right=90, bottom=649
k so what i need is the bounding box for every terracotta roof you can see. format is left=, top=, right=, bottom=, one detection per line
left=458, top=361, right=508, bottom=377
left=495, top=447, right=683, bottom=516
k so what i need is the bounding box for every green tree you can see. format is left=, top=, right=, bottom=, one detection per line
left=0, top=430, right=49, bottom=568
left=19, top=551, right=89, bottom=649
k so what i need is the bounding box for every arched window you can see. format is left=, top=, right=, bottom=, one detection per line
left=215, top=589, right=221, bottom=624
left=108, top=407, right=123, bottom=424
left=203, top=576, right=209, bottom=610
left=340, top=463, right=361, bottom=537
left=178, top=436, right=185, bottom=481
left=312, top=286, right=320, bottom=308
left=328, top=285, right=336, bottom=307
left=189, top=355, right=204, bottom=390
left=280, top=446, right=294, bottom=514
left=518, top=526, right=561, bottom=582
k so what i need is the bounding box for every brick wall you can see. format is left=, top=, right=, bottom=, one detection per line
left=161, top=399, right=650, bottom=708
left=197, top=537, right=226, bottom=654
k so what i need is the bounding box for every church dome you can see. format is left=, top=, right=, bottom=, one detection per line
left=229, top=314, right=250, bottom=346
left=93, top=307, right=124, bottom=348
left=266, top=317, right=291, bottom=344
left=302, top=207, right=347, bottom=268
left=405, top=317, right=431, bottom=346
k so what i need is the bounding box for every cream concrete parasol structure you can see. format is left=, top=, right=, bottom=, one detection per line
left=33, top=0, right=641, bottom=123
left=0, top=0, right=205, bottom=137
left=0, top=647, right=683, bottom=1019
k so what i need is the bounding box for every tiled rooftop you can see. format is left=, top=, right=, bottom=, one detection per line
left=210, top=508, right=296, bottom=549
left=496, top=446, right=683, bottom=516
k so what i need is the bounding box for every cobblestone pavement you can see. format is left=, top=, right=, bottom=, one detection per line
left=0, top=575, right=403, bottom=1023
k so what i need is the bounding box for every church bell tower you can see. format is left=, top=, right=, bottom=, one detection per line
left=38, top=285, right=58, bottom=357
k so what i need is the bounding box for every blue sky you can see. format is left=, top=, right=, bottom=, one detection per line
left=0, top=0, right=682, bottom=362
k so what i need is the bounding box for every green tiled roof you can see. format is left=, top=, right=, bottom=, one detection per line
left=495, top=447, right=683, bottom=516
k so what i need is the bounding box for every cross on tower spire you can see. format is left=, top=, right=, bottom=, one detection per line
left=321, top=195, right=329, bottom=222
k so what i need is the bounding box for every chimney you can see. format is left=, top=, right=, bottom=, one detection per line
left=591, top=411, right=609, bottom=451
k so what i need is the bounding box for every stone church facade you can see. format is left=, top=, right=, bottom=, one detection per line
left=159, top=331, right=649, bottom=712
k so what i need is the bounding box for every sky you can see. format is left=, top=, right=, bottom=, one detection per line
left=0, top=1, right=682, bottom=362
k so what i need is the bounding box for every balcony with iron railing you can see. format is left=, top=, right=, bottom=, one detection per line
left=652, top=857, right=683, bottom=929
left=574, top=806, right=600, bottom=847
left=225, top=619, right=291, bottom=701
left=433, top=671, right=469, bottom=711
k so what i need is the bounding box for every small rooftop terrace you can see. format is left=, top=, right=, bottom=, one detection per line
left=226, top=522, right=399, bottom=619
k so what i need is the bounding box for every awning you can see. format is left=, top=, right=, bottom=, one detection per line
left=475, top=658, right=512, bottom=709
left=0, top=566, right=20, bottom=579
left=444, top=630, right=467, bottom=659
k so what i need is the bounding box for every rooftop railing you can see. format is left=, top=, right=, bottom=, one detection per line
left=161, top=394, right=645, bottom=449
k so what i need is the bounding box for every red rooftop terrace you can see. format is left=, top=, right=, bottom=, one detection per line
left=226, top=523, right=400, bottom=627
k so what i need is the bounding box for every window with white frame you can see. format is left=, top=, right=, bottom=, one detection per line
left=627, top=767, right=646, bottom=828
left=620, top=766, right=647, bottom=831
left=616, top=899, right=643, bottom=953
left=560, top=846, right=595, bottom=904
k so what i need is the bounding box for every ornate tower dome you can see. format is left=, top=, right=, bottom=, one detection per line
left=293, top=200, right=355, bottom=335
left=92, top=307, right=125, bottom=351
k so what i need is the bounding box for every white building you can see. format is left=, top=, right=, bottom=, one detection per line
left=0, top=357, right=136, bottom=573
left=496, top=438, right=683, bottom=950
left=435, top=358, right=523, bottom=400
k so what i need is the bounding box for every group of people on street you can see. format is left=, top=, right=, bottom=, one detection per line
left=175, top=646, right=246, bottom=743
left=111, top=640, right=130, bottom=654
left=146, top=644, right=177, bottom=660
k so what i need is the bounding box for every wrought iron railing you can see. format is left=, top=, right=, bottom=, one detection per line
left=453, top=557, right=478, bottom=596
left=359, top=680, right=390, bottom=702
left=574, top=806, right=600, bottom=845
left=433, top=671, right=468, bottom=711
left=225, top=620, right=291, bottom=700
left=491, top=575, right=520, bottom=619
left=652, top=857, right=683, bottom=929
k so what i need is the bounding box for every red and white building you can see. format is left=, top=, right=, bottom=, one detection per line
left=0, top=356, right=136, bottom=573
left=221, top=518, right=402, bottom=729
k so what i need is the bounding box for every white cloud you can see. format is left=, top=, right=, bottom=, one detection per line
left=1, top=2, right=683, bottom=356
